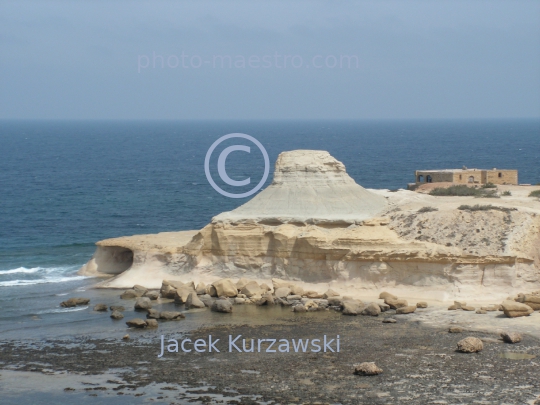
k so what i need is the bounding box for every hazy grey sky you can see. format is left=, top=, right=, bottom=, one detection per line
left=1, top=0, right=539, bottom=120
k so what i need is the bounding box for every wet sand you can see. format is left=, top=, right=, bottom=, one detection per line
left=1, top=306, right=540, bottom=404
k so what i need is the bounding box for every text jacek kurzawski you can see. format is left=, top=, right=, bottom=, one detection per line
left=158, top=334, right=340, bottom=357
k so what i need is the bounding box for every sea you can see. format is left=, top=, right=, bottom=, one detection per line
left=0, top=119, right=539, bottom=338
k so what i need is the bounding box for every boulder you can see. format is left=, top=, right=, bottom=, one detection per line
left=517, top=294, right=540, bottom=310
left=305, top=291, right=323, bottom=299
left=206, top=285, right=218, bottom=297
left=272, top=278, right=289, bottom=290
left=235, top=278, right=249, bottom=291
left=361, top=302, right=381, bottom=317
left=126, top=318, right=147, bottom=328
left=342, top=300, right=364, bottom=316
left=379, top=292, right=398, bottom=301
left=257, top=292, right=275, bottom=306
left=501, top=300, right=534, bottom=318
left=461, top=305, right=476, bottom=311
left=323, top=289, right=340, bottom=299
left=122, top=334, right=130, bottom=340
left=120, top=289, right=144, bottom=300
left=174, top=286, right=195, bottom=304
left=133, top=284, right=148, bottom=293
left=160, top=280, right=185, bottom=299
left=416, top=302, right=428, bottom=308
left=234, top=298, right=246, bottom=304
left=211, top=299, right=233, bottom=313
left=454, top=301, right=466, bottom=309
left=110, top=305, right=125, bottom=311
left=134, top=297, right=152, bottom=311
left=241, top=281, right=262, bottom=298
left=448, top=304, right=458, bottom=310
left=195, top=282, right=206, bottom=295
left=159, top=311, right=185, bottom=320
left=327, top=296, right=343, bottom=307
left=304, top=300, right=318, bottom=311
left=292, top=304, right=307, bottom=312
left=449, top=326, right=463, bottom=333
left=501, top=332, right=522, bottom=344
left=354, top=362, right=383, bottom=376
left=93, top=303, right=108, bottom=312
left=145, top=319, right=158, bottom=328
left=144, top=291, right=160, bottom=300
left=382, top=318, right=396, bottom=323
left=199, top=294, right=214, bottom=307
left=384, top=297, right=408, bottom=310
left=260, top=283, right=271, bottom=292
left=274, top=287, right=291, bottom=298
left=378, top=303, right=390, bottom=312
left=485, top=305, right=498, bottom=312
left=60, top=298, right=90, bottom=308
left=457, top=337, right=483, bottom=353
left=212, top=279, right=238, bottom=298
left=396, top=305, right=416, bottom=315
left=146, top=309, right=160, bottom=319
left=476, top=309, right=487, bottom=314
left=110, top=310, right=124, bottom=320
left=185, top=292, right=206, bottom=309
left=290, top=285, right=305, bottom=296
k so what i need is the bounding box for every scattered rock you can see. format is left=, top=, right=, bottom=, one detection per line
left=120, top=289, right=144, bottom=299
left=485, top=305, right=498, bottom=312
left=199, top=294, right=214, bottom=307
left=126, top=318, right=147, bottom=328
left=384, top=297, right=408, bottom=310
left=211, top=299, right=233, bottom=313
left=457, top=337, right=483, bottom=353
left=292, top=304, right=307, bottom=312
left=476, top=309, right=487, bottom=314
left=195, top=282, right=206, bottom=295
left=305, top=291, right=323, bottom=299
left=461, top=305, right=476, bottom=311
left=274, top=287, right=291, bottom=298
left=122, top=334, right=130, bottom=340
left=501, top=300, right=534, bottom=318
left=160, top=280, right=185, bottom=299
left=396, top=305, right=416, bottom=314
left=416, top=302, right=428, bottom=308
left=212, top=278, right=238, bottom=297
left=361, top=302, right=381, bottom=317
left=93, top=303, right=108, bottom=312
left=110, top=305, right=125, bottom=312
left=449, top=326, right=463, bottom=333
left=378, top=303, right=390, bottom=312
left=290, top=285, right=304, bottom=296
left=159, top=311, right=185, bottom=320
left=240, top=281, right=262, bottom=298
left=327, top=296, right=343, bottom=307
left=448, top=304, right=458, bottom=310
left=110, top=310, right=124, bottom=320
left=323, top=289, right=340, bottom=299
left=235, top=278, right=249, bottom=291
left=354, top=362, right=383, bottom=376
left=185, top=292, right=206, bottom=309
left=206, top=285, right=218, bottom=297
left=260, top=283, right=271, bottom=292
left=382, top=318, right=396, bottom=323
left=501, top=332, right=522, bottom=344
left=60, top=298, right=90, bottom=308
left=257, top=292, right=275, bottom=306
left=145, top=319, right=158, bottom=328
left=144, top=291, right=160, bottom=300
left=379, top=292, right=398, bottom=301
left=304, top=300, right=318, bottom=311
left=342, top=300, right=364, bottom=316
left=146, top=309, right=160, bottom=319
left=133, top=284, right=148, bottom=293
left=516, top=294, right=540, bottom=310
left=454, top=301, right=466, bottom=309
left=234, top=297, right=246, bottom=304
left=174, top=286, right=195, bottom=304
left=134, top=297, right=152, bottom=311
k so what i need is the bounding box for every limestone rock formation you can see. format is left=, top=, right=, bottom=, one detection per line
left=77, top=149, right=540, bottom=301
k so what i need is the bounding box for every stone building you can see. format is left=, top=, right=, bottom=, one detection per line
left=414, top=168, right=518, bottom=185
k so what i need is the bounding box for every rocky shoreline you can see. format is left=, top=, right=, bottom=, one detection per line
left=2, top=307, right=540, bottom=404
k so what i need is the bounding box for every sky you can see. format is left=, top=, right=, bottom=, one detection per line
left=1, top=0, right=539, bottom=120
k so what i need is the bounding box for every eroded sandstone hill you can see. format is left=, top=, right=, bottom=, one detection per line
left=79, top=150, right=540, bottom=299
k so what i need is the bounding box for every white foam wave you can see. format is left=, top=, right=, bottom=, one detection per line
left=37, top=306, right=89, bottom=314
left=0, top=267, right=42, bottom=275
left=0, top=276, right=87, bottom=288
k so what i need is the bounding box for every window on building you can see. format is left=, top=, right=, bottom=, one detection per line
left=417, top=175, right=424, bottom=182
left=426, top=175, right=432, bottom=183
left=498, top=173, right=502, bottom=178
left=459, top=175, right=462, bottom=180
left=468, top=176, right=475, bottom=183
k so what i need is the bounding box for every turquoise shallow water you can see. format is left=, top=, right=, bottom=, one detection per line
left=0, top=119, right=539, bottom=327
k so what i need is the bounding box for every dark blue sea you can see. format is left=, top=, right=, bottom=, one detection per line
left=0, top=119, right=539, bottom=330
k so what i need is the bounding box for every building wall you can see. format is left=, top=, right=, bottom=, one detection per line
left=415, top=169, right=518, bottom=185
left=485, top=170, right=518, bottom=185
